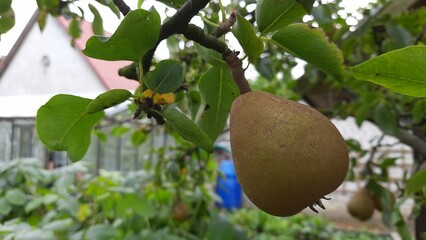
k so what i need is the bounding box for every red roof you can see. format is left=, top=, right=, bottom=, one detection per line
left=57, top=16, right=138, bottom=91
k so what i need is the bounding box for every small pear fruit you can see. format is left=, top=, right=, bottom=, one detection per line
left=230, top=91, right=349, bottom=217
left=171, top=200, right=190, bottom=222
left=347, top=188, right=375, bottom=221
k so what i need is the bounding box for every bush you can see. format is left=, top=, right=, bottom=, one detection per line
left=227, top=208, right=393, bottom=240
left=0, top=159, right=393, bottom=240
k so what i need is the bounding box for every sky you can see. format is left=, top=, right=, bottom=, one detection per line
left=1, top=0, right=37, bottom=56
left=1, top=0, right=377, bottom=56
left=0, top=0, right=377, bottom=81
left=0, top=0, right=135, bottom=56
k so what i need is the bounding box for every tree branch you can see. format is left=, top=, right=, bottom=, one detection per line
left=397, top=129, right=426, bottom=157
left=137, top=0, right=251, bottom=94
left=183, top=24, right=251, bottom=94
left=113, top=0, right=130, bottom=16
left=142, top=0, right=212, bottom=73
left=211, top=11, right=237, bottom=37
left=183, top=24, right=228, bottom=53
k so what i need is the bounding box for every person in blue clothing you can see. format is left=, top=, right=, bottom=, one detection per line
left=213, top=144, right=242, bottom=210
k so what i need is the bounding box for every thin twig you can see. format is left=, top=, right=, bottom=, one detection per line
left=136, top=0, right=251, bottom=95
left=113, top=0, right=130, bottom=16
left=183, top=24, right=228, bottom=54
left=182, top=24, right=251, bottom=94
left=142, top=0, right=212, bottom=74
left=211, top=11, right=237, bottom=37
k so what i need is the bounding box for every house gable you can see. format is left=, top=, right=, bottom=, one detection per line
left=0, top=11, right=138, bottom=117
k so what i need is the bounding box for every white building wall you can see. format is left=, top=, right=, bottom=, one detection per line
left=0, top=16, right=106, bottom=97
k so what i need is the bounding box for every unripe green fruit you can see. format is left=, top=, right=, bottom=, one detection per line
left=230, top=91, right=349, bottom=217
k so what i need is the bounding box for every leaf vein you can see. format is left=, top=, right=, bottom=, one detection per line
left=59, top=113, right=86, bottom=150
left=261, top=1, right=297, bottom=35
left=215, top=68, right=224, bottom=131
left=358, top=72, right=426, bottom=85
left=155, top=63, right=178, bottom=92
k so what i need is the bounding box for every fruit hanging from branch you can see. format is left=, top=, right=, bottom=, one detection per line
left=230, top=91, right=349, bottom=217
left=347, top=188, right=375, bottom=221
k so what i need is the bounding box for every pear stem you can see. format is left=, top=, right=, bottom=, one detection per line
left=223, top=50, right=252, bottom=94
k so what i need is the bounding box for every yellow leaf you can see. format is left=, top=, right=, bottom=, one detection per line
left=153, top=92, right=175, bottom=105
left=77, top=204, right=92, bottom=222
left=142, top=89, right=156, bottom=98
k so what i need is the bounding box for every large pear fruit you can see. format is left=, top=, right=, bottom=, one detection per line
left=347, top=188, right=375, bottom=221
left=230, top=91, right=349, bottom=217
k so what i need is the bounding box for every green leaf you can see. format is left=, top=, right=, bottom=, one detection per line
left=15, top=229, right=56, bottom=240
left=69, top=17, right=81, bottom=47
left=386, top=25, right=412, bottom=48
left=298, top=0, right=315, bottom=12
left=43, top=219, right=73, bottom=231
left=412, top=99, right=426, bottom=124
left=345, top=139, right=363, bottom=152
left=232, top=14, right=264, bottom=62
left=111, top=126, right=130, bottom=137
left=38, top=9, right=48, bottom=31
left=254, top=57, right=274, bottom=80
left=395, top=217, right=412, bottom=240
left=5, top=188, right=26, bottom=206
left=43, top=194, right=59, bottom=205
left=87, top=89, right=132, bottom=114
left=138, top=0, right=144, bottom=8
left=380, top=189, right=395, bottom=227
left=86, top=224, right=121, bottom=240
left=118, top=62, right=139, bottom=80
left=373, top=102, right=398, bottom=136
left=131, top=131, right=148, bottom=146
left=351, top=45, right=426, bottom=97
left=0, top=0, right=11, bottom=13
left=57, top=198, right=79, bottom=217
left=0, top=8, right=15, bottom=34
left=156, top=0, right=186, bottom=8
left=25, top=197, right=45, bottom=213
left=380, top=158, right=397, bottom=169
left=37, top=0, right=59, bottom=11
left=354, top=92, right=381, bottom=126
left=88, top=4, right=104, bottom=36
left=406, top=169, right=426, bottom=195
left=129, top=194, right=155, bottom=217
left=0, top=198, right=12, bottom=215
left=198, top=67, right=238, bottom=142
left=271, top=23, right=344, bottom=81
left=94, top=0, right=120, bottom=19
left=83, top=9, right=161, bottom=62
left=163, top=108, right=213, bottom=153
left=194, top=43, right=227, bottom=68
left=256, top=0, right=314, bottom=34
left=36, top=94, right=105, bottom=161
left=189, top=90, right=202, bottom=120
left=207, top=215, right=235, bottom=240
left=144, top=60, right=184, bottom=93
left=94, top=130, right=108, bottom=142
left=108, top=1, right=121, bottom=19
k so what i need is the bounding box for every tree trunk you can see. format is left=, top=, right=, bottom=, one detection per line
left=415, top=206, right=426, bottom=240
left=414, top=151, right=426, bottom=240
